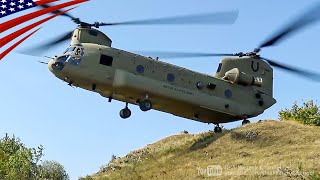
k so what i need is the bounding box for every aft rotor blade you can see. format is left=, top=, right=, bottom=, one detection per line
left=138, top=51, right=236, bottom=58
left=99, top=10, right=239, bottom=26
left=258, top=2, right=320, bottom=49
left=261, top=57, right=320, bottom=81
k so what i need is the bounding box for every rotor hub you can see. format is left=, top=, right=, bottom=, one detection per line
left=234, top=51, right=259, bottom=58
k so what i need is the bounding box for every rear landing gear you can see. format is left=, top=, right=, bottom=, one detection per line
left=139, top=99, right=152, bottom=111
left=120, top=103, right=131, bottom=119
left=242, top=119, right=250, bottom=125
left=214, top=124, right=222, bottom=133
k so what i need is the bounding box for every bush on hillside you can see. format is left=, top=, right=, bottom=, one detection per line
left=0, top=134, right=69, bottom=180
left=38, top=160, right=69, bottom=180
left=279, top=100, right=320, bottom=126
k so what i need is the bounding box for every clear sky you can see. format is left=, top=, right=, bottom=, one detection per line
left=1, top=0, right=320, bottom=179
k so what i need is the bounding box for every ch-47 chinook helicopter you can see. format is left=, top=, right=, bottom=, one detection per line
left=27, top=3, right=320, bottom=132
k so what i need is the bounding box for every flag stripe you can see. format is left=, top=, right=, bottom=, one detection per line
left=0, top=28, right=42, bottom=60
left=1, top=0, right=88, bottom=33
left=34, top=0, right=58, bottom=6
left=0, top=7, right=77, bottom=48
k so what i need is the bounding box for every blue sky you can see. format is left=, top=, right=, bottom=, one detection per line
left=1, top=0, right=320, bottom=179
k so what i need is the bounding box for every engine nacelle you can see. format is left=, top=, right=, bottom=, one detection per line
left=224, top=68, right=263, bottom=87
left=215, top=57, right=273, bottom=96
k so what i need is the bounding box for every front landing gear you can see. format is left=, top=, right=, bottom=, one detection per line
left=242, top=119, right=250, bottom=125
left=214, top=124, right=222, bottom=133
left=120, top=103, right=131, bottom=119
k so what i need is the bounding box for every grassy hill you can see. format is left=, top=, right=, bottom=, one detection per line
left=86, top=120, right=320, bottom=180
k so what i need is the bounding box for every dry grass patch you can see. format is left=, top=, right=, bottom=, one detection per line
left=86, top=120, right=320, bottom=180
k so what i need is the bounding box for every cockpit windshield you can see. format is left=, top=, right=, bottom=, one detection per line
left=64, top=46, right=76, bottom=54
left=56, top=55, right=69, bottom=63
left=52, top=55, right=70, bottom=71
left=59, top=45, right=84, bottom=66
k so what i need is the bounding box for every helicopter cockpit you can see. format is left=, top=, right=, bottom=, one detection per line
left=64, top=45, right=85, bottom=57
left=50, top=45, right=85, bottom=72
left=64, top=46, right=76, bottom=54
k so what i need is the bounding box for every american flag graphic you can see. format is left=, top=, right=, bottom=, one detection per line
left=0, top=0, right=88, bottom=60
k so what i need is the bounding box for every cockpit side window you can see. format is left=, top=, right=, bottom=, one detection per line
left=68, top=47, right=84, bottom=66
left=74, top=48, right=82, bottom=56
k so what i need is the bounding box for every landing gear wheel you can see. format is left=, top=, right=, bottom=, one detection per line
left=120, top=108, right=131, bottom=119
left=214, top=125, right=222, bottom=133
left=139, top=99, right=152, bottom=111
left=242, top=119, right=250, bottom=125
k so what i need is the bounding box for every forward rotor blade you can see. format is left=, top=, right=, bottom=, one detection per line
left=43, top=31, right=74, bottom=47
left=38, top=61, right=48, bottom=64
left=261, top=57, right=320, bottom=81
left=99, top=10, right=239, bottom=26
left=40, top=4, right=81, bottom=23
left=19, top=31, right=73, bottom=55
left=138, top=51, right=236, bottom=58
left=258, top=2, right=320, bottom=49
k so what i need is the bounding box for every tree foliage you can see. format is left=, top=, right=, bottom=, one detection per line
left=279, top=100, right=320, bottom=126
left=38, top=160, right=69, bottom=180
left=0, top=134, right=69, bottom=180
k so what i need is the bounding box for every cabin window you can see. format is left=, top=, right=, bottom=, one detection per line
left=136, top=65, right=145, bottom=74
left=225, top=89, right=232, bottom=98
left=167, top=73, right=175, bottom=82
left=217, top=63, right=222, bottom=72
left=100, top=55, right=113, bottom=66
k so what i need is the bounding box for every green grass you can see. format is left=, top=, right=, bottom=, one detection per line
left=85, top=120, right=320, bottom=180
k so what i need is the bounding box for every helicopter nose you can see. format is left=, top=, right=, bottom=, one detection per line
left=48, top=59, right=55, bottom=73
left=48, top=58, right=66, bottom=73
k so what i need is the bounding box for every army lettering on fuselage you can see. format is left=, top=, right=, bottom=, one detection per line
left=163, top=85, right=194, bottom=96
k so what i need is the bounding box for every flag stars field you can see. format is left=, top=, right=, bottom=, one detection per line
left=0, top=0, right=89, bottom=59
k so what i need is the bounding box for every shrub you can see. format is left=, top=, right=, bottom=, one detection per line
left=0, top=134, right=43, bottom=180
left=0, top=134, right=69, bottom=180
left=279, top=100, right=320, bottom=126
left=309, top=172, right=320, bottom=180
left=79, top=175, right=94, bottom=180
left=38, top=160, right=69, bottom=180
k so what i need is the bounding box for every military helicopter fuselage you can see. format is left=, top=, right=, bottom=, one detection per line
left=48, top=27, right=276, bottom=124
